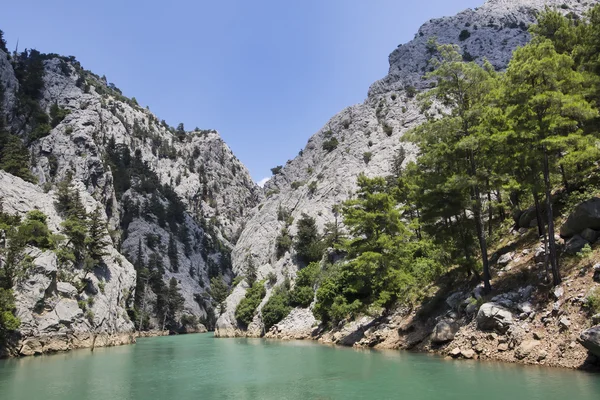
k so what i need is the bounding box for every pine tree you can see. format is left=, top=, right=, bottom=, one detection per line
left=85, top=206, right=109, bottom=265
left=167, top=233, right=178, bottom=272
left=502, top=39, right=598, bottom=285
left=293, top=214, right=324, bottom=265
left=244, top=254, right=257, bottom=287
left=405, top=44, right=497, bottom=291
left=209, top=275, right=229, bottom=314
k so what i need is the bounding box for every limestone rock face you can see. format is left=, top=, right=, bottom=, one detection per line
left=219, top=0, right=590, bottom=336
left=0, top=43, right=260, bottom=349
left=0, top=172, right=136, bottom=355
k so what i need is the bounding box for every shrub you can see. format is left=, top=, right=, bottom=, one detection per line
left=261, top=286, right=291, bottom=331
left=363, top=152, right=372, bottom=164
left=459, top=29, right=471, bottom=41
left=405, top=85, right=417, bottom=98
left=291, top=181, right=305, bottom=190
left=271, top=166, right=283, bottom=175
left=383, top=124, right=393, bottom=136
left=308, top=181, right=317, bottom=195
left=322, top=137, right=339, bottom=153
left=275, top=227, right=292, bottom=259
left=235, top=282, right=266, bottom=327
left=294, top=214, right=324, bottom=265
left=586, top=287, right=600, bottom=314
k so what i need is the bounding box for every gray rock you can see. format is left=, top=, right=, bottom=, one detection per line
left=553, top=286, right=564, bottom=300
left=580, top=228, right=600, bottom=244
left=560, top=197, right=600, bottom=238
left=594, top=264, right=600, bottom=283
left=54, top=300, right=83, bottom=323
left=515, top=340, right=539, bottom=360
left=592, top=314, right=600, bottom=325
left=56, top=282, right=77, bottom=298
left=559, top=317, right=571, bottom=330
left=537, top=350, right=548, bottom=361
left=565, top=235, right=589, bottom=255
left=476, top=303, right=514, bottom=333
left=461, top=349, right=475, bottom=359
left=446, top=292, right=465, bottom=311
left=498, top=252, right=515, bottom=266
left=578, top=326, right=600, bottom=357
left=431, top=320, right=459, bottom=344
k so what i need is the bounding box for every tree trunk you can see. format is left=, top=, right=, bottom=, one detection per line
left=533, top=189, right=545, bottom=239
left=487, top=185, right=493, bottom=238
left=469, top=152, right=492, bottom=292
left=542, top=147, right=561, bottom=286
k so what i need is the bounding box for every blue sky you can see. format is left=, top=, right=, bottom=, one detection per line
left=2, top=0, right=483, bottom=183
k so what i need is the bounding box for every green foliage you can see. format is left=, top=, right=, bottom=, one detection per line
left=210, top=275, right=229, bottom=315
left=459, top=29, right=471, bottom=41
left=586, top=287, right=600, bottom=314
left=289, top=262, right=319, bottom=307
left=261, top=285, right=292, bottom=331
left=0, top=131, right=36, bottom=183
left=313, top=176, right=445, bottom=324
left=291, top=181, right=305, bottom=190
left=49, top=102, right=70, bottom=128
left=577, top=244, right=593, bottom=259
left=235, top=281, right=266, bottom=327
left=363, top=152, right=372, bottom=164
left=293, top=214, right=324, bottom=265
left=322, top=137, right=339, bottom=153
left=0, top=288, right=20, bottom=342
left=275, top=227, right=292, bottom=259
left=271, top=165, right=283, bottom=175
left=244, top=255, right=257, bottom=286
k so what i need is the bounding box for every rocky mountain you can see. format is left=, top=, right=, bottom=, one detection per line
left=0, top=44, right=260, bottom=354
left=215, top=0, right=593, bottom=337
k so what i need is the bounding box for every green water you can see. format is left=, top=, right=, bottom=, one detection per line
left=0, top=334, right=599, bottom=400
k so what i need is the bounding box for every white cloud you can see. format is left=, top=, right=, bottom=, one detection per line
left=256, top=177, right=270, bottom=188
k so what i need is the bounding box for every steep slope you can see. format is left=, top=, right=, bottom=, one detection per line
left=0, top=43, right=260, bottom=354
left=216, top=0, right=592, bottom=337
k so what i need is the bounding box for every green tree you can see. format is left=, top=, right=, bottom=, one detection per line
left=209, top=275, right=229, bottom=314
left=293, top=214, right=324, bottom=265
left=261, top=285, right=291, bottom=331
left=167, top=233, right=178, bottom=272
left=404, top=44, right=497, bottom=292
left=85, top=206, right=109, bottom=265
left=244, top=254, right=257, bottom=286
left=164, top=277, right=185, bottom=330
left=502, top=39, right=598, bottom=285
left=235, top=281, right=265, bottom=327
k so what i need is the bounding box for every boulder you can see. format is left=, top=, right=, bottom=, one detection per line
left=461, top=349, right=475, bottom=359
left=446, top=292, right=464, bottom=311
left=431, top=320, right=458, bottom=344
left=560, top=197, right=600, bottom=238
left=564, top=235, right=589, bottom=255
left=56, top=282, right=77, bottom=298
left=476, top=303, right=514, bottom=333
left=515, top=340, right=539, bottom=360
left=497, top=252, right=515, bottom=267
left=593, top=264, right=600, bottom=283
left=580, top=228, right=600, bottom=244
left=450, top=347, right=461, bottom=357
left=518, top=207, right=538, bottom=229
left=578, top=326, right=600, bottom=357
left=558, top=317, right=571, bottom=330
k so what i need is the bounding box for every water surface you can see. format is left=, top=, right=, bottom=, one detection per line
left=0, top=334, right=599, bottom=399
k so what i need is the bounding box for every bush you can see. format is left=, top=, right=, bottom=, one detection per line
left=235, top=282, right=266, bottom=327
left=459, top=29, right=471, bottom=41
left=271, top=166, right=283, bottom=175
left=322, top=137, right=339, bottom=153
left=289, top=285, right=314, bottom=308
left=586, top=287, right=600, bottom=314
left=275, top=227, right=292, bottom=259
left=261, top=286, right=291, bottom=331
left=291, top=181, right=305, bottom=190
left=294, top=214, right=324, bottom=265
left=363, top=152, right=372, bottom=164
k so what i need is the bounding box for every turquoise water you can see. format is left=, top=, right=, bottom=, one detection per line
left=0, top=334, right=599, bottom=399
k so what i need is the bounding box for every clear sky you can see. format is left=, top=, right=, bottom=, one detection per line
left=1, top=0, right=483, bottom=183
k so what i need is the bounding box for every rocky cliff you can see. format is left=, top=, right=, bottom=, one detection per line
left=216, top=0, right=592, bottom=337
left=0, top=43, right=260, bottom=354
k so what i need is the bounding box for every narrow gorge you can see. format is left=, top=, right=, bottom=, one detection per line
left=1, top=0, right=600, bottom=373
